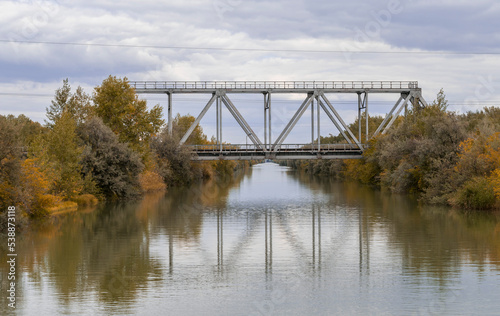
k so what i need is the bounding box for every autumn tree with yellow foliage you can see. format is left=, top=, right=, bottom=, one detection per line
left=93, top=75, right=164, bottom=158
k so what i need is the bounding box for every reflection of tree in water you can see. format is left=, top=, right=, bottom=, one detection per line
left=290, top=170, right=500, bottom=283
left=4, top=202, right=164, bottom=313
left=2, top=171, right=246, bottom=313
left=154, top=172, right=247, bottom=240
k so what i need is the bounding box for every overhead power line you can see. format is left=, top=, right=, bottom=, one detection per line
left=1, top=39, right=500, bottom=55
left=1, top=92, right=499, bottom=107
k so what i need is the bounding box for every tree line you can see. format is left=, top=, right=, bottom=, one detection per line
left=285, top=90, right=500, bottom=210
left=0, top=76, right=243, bottom=223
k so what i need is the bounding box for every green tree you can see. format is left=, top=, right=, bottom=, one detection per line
left=93, top=76, right=164, bottom=156
left=46, top=79, right=92, bottom=127
left=46, top=111, right=84, bottom=199
left=78, top=117, right=144, bottom=198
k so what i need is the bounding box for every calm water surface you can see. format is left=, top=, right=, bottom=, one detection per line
left=2, top=163, right=500, bottom=315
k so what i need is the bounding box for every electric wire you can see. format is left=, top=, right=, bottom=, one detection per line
left=2, top=39, right=500, bottom=55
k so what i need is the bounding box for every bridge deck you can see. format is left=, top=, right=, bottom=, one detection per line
left=132, top=81, right=420, bottom=94
left=188, top=144, right=364, bottom=161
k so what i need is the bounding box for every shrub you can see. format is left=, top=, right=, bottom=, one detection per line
left=18, top=159, right=54, bottom=217
left=451, top=177, right=497, bottom=210
left=139, top=170, right=167, bottom=193
left=71, top=194, right=99, bottom=207
left=151, top=133, right=202, bottom=186
left=78, top=117, right=144, bottom=199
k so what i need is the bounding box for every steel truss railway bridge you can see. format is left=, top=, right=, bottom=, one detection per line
left=131, top=81, right=428, bottom=160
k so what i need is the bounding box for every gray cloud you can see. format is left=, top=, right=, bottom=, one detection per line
left=1, top=0, right=499, bottom=142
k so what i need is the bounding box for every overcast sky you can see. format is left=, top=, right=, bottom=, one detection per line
left=1, top=0, right=499, bottom=143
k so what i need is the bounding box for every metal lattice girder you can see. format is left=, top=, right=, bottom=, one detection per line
left=133, top=80, right=427, bottom=160
left=180, top=93, right=217, bottom=145
left=317, top=98, right=352, bottom=145
left=419, top=93, right=429, bottom=107
left=380, top=91, right=414, bottom=135
left=319, top=92, right=363, bottom=149
left=220, top=94, right=266, bottom=151
left=413, top=91, right=429, bottom=108
left=167, top=92, right=173, bottom=135
left=272, top=93, right=314, bottom=151
left=372, top=95, right=404, bottom=138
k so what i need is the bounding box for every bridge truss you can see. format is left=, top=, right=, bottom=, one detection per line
left=131, top=81, right=427, bottom=160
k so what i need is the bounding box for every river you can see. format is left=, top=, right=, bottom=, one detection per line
left=2, top=163, right=500, bottom=315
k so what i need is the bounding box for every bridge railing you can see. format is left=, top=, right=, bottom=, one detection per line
left=189, top=143, right=363, bottom=153
left=131, top=81, right=419, bottom=90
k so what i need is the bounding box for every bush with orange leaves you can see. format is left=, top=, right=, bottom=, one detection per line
left=451, top=132, right=500, bottom=209
left=139, top=170, right=167, bottom=193
left=18, top=159, right=57, bottom=217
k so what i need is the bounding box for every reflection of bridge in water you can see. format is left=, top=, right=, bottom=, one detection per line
left=165, top=205, right=371, bottom=277
left=132, top=81, right=428, bottom=160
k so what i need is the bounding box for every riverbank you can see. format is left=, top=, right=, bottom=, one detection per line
left=283, top=92, right=500, bottom=210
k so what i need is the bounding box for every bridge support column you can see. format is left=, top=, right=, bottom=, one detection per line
left=167, top=92, right=172, bottom=136
left=264, top=92, right=271, bottom=151
left=216, top=95, right=222, bottom=151
left=311, top=96, right=315, bottom=147
left=316, top=94, right=321, bottom=151
left=357, top=92, right=369, bottom=143
left=366, top=93, right=369, bottom=142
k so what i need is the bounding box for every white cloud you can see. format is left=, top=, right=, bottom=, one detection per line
left=0, top=0, right=499, bottom=143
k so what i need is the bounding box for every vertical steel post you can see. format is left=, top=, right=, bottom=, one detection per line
left=311, top=97, right=315, bottom=146
left=358, top=93, right=362, bottom=142
left=268, top=93, right=272, bottom=150
left=167, top=92, right=172, bottom=136
left=216, top=96, right=220, bottom=146
left=219, top=96, right=223, bottom=152
left=365, top=93, right=369, bottom=143
left=317, top=95, right=320, bottom=151
left=264, top=93, right=267, bottom=149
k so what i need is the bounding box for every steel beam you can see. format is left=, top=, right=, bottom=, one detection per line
left=268, top=93, right=272, bottom=149
left=272, top=94, right=314, bottom=151
left=264, top=92, right=272, bottom=150
left=221, top=94, right=266, bottom=151
left=417, top=91, right=429, bottom=107
left=317, top=95, right=321, bottom=151
left=180, top=93, right=217, bottom=145
left=311, top=97, right=315, bottom=147
left=381, top=91, right=414, bottom=135
left=167, top=92, right=172, bottom=136
left=358, top=93, right=362, bottom=142
left=365, top=93, right=369, bottom=142
left=320, top=92, right=362, bottom=149
left=264, top=93, right=267, bottom=149
left=373, top=95, right=403, bottom=138
left=317, top=99, right=352, bottom=144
